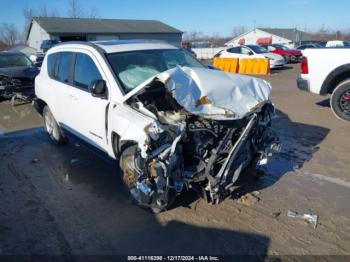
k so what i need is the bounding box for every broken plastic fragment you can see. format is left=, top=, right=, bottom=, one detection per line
left=287, top=210, right=318, bottom=228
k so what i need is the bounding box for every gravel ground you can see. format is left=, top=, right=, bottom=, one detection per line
left=0, top=64, right=349, bottom=259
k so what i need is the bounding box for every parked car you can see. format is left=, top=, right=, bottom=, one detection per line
left=40, top=40, right=60, bottom=53
left=299, top=41, right=326, bottom=47
left=297, top=48, right=350, bottom=121
left=325, top=40, right=350, bottom=48
left=0, top=52, right=39, bottom=99
left=296, top=43, right=323, bottom=50
left=262, top=44, right=302, bottom=63
left=216, top=45, right=285, bottom=69
left=33, top=40, right=280, bottom=212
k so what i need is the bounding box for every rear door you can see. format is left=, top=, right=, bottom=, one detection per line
left=48, top=51, right=74, bottom=125
left=64, top=51, right=110, bottom=151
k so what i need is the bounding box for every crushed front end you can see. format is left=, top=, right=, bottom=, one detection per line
left=119, top=67, right=280, bottom=212
left=0, top=74, right=34, bottom=99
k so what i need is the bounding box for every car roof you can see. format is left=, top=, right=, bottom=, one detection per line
left=48, top=40, right=178, bottom=54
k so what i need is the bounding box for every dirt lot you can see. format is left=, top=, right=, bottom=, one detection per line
left=0, top=64, right=349, bottom=258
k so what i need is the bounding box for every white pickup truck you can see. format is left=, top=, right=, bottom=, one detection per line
left=297, top=48, right=350, bottom=121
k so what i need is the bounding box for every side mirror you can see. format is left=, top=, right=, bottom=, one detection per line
left=249, top=52, right=254, bottom=55
left=88, top=79, right=107, bottom=99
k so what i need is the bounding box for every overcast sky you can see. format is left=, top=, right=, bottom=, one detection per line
left=2, top=0, right=350, bottom=36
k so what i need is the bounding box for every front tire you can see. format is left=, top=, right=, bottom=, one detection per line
left=43, top=106, right=68, bottom=144
left=330, top=80, right=350, bottom=122
left=119, top=145, right=175, bottom=213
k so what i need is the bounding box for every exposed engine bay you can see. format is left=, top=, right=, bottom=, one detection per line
left=119, top=67, right=280, bottom=212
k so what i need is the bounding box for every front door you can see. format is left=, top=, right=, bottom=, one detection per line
left=239, top=46, right=253, bottom=58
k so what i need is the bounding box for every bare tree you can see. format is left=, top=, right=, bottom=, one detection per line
left=0, top=23, right=20, bottom=46
left=183, top=31, right=204, bottom=42
left=313, top=24, right=331, bottom=41
left=22, top=5, right=60, bottom=38
left=231, top=26, right=246, bottom=38
left=67, top=0, right=99, bottom=18
left=207, top=32, right=224, bottom=47
left=88, top=7, right=99, bottom=19
left=67, top=0, right=84, bottom=18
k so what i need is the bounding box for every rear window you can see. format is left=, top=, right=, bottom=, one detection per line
left=47, top=53, right=58, bottom=78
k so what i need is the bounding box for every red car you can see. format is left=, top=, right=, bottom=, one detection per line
left=261, top=44, right=302, bottom=63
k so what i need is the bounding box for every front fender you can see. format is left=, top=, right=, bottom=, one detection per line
left=108, top=102, right=157, bottom=157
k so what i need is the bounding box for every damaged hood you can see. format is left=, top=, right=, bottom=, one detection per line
left=124, top=66, right=272, bottom=120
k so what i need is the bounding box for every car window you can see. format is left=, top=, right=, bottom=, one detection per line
left=226, top=47, right=240, bottom=53
left=73, top=53, right=102, bottom=89
left=240, top=47, right=252, bottom=54
left=267, top=46, right=276, bottom=51
left=0, top=54, right=32, bottom=68
left=246, top=45, right=268, bottom=54
left=56, top=52, right=72, bottom=83
left=47, top=53, right=58, bottom=78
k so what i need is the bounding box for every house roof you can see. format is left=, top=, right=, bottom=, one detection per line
left=258, top=28, right=313, bottom=41
left=27, top=17, right=182, bottom=39
left=226, top=28, right=313, bottom=45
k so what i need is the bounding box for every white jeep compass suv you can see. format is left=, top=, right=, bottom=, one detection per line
left=34, top=40, right=279, bottom=212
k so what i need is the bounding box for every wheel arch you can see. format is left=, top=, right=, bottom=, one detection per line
left=320, top=64, right=350, bottom=95
left=111, top=132, right=137, bottom=159
left=33, top=98, right=47, bottom=116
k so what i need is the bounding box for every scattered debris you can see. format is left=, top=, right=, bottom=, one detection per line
left=238, top=192, right=260, bottom=206
left=10, top=93, right=34, bottom=106
left=31, top=158, right=40, bottom=164
left=287, top=210, right=318, bottom=228
left=272, top=211, right=281, bottom=218
left=70, top=158, right=79, bottom=164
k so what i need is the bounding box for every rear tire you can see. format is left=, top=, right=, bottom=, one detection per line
left=330, top=80, right=350, bottom=122
left=43, top=106, right=68, bottom=144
